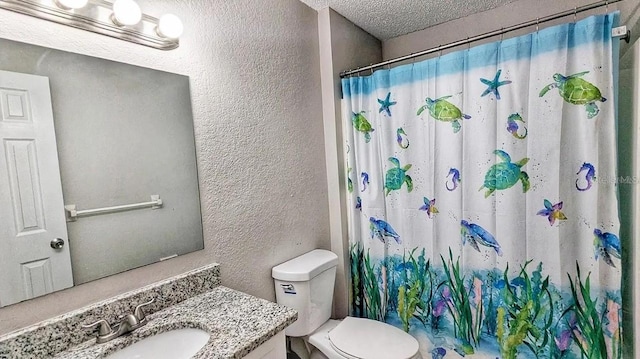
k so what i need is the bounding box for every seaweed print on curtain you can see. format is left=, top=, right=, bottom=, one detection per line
left=344, top=13, right=621, bottom=359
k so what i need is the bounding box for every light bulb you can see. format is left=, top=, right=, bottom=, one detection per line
left=54, top=0, right=88, bottom=10
left=156, top=14, right=183, bottom=39
left=111, top=0, right=142, bottom=26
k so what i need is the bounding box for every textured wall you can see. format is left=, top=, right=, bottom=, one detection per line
left=0, top=0, right=329, bottom=334
left=318, top=8, right=382, bottom=318
left=618, top=38, right=640, bottom=359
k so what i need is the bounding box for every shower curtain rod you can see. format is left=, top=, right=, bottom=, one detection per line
left=339, top=0, right=628, bottom=78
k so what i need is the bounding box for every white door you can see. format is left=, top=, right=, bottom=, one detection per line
left=0, top=70, right=73, bottom=307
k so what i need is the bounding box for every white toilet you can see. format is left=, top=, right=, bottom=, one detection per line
left=272, top=249, right=421, bottom=359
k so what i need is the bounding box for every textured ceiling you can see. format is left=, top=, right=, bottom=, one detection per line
left=299, top=0, right=520, bottom=40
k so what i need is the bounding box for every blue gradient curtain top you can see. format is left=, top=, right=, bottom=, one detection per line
left=342, top=13, right=618, bottom=97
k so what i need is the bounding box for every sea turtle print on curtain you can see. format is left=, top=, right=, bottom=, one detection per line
left=343, top=13, right=621, bottom=359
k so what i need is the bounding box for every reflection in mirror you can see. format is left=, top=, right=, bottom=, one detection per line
left=0, top=38, right=204, bottom=307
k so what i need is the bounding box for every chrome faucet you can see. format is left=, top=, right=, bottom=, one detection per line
left=82, top=298, right=155, bottom=344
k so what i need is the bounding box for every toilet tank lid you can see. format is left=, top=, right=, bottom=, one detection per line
left=272, top=249, right=338, bottom=281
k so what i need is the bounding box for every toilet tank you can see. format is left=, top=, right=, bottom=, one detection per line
left=272, top=249, right=338, bottom=337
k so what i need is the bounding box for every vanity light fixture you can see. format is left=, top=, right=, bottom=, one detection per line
left=111, top=0, right=141, bottom=26
left=0, top=0, right=183, bottom=50
left=156, top=13, right=183, bottom=39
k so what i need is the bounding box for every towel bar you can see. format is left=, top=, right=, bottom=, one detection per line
left=64, top=195, right=162, bottom=221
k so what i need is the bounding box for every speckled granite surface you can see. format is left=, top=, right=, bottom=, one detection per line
left=53, top=287, right=297, bottom=359
left=0, top=263, right=222, bottom=358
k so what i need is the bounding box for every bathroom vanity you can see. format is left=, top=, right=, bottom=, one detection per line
left=0, top=264, right=296, bottom=359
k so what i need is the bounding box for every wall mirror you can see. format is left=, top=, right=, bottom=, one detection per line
left=0, top=38, right=204, bottom=307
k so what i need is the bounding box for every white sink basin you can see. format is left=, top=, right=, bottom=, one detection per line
left=105, top=328, right=210, bottom=359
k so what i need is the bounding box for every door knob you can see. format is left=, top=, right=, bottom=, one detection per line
left=50, top=238, right=65, bottom=249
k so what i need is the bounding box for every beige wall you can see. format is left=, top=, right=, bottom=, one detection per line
left=618, top=36, right=640, bottom=359
left=383, top=0, right=638, bottom=61
left=318, top=8, right=382, bottom=318
left=0, top=0, right=330, bottom=334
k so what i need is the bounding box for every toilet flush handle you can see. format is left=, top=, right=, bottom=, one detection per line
left=280, top=283, right=296, bottom=294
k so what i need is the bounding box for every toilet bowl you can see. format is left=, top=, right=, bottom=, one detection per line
left=272, top=249, right=421, bottom=359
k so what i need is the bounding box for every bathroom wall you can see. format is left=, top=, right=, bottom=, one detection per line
left=382, top=0, right=636, bottom=61
left=318, top=8, right=382, bottom=318
left=0, top=0, right=329, bottom=334
left=618, top=37, right=640, bottom=359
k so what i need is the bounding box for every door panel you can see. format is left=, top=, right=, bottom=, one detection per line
left=0, top=70, right=73, bottom=307
left=21, top=258, right=53, bottom=299
left=5, top=139, right=45, bottom=234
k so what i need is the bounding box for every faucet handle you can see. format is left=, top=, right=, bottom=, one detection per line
left=134, top=298, right=155, bottom=321
left=81, top=319, right=113, bottom=336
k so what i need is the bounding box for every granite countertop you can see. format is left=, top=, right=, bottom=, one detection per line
left=53, top=286, right=297, bottom=359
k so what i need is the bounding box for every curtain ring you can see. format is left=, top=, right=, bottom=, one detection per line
left=574, top=7, right=577, bottom=23
left=370, top=64, right=374, bottom=75
left=500, top=28, right=504, bottom=42
left=438, top=45, right=442, bottom=58
left=536, top=17, right=539, bottom=33
left=467, top=37, right=471, bottom=51
left=606, top=0, right=609, bottom=14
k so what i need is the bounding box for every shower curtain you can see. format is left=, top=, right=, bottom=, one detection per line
left=344, top=13, right=621, bottom=359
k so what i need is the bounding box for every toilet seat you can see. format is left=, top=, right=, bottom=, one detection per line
left=326, top=317, right=419, bottom=359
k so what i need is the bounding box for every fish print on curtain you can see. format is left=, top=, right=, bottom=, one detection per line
left=343, top=13, right=621, bottom=359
